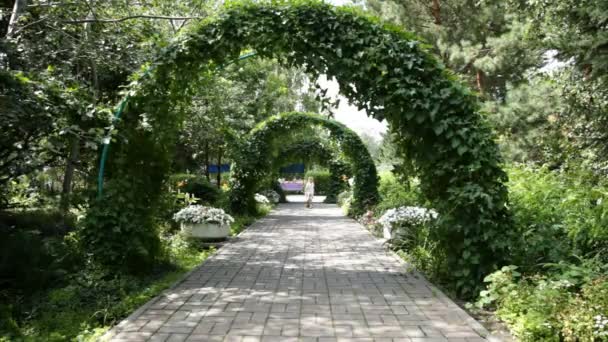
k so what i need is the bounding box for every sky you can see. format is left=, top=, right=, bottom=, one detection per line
left=317, top=75, right=388, bottom=141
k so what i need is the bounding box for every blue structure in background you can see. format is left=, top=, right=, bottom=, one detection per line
left=280, top=163, right=305, bottom=174
left=208, top=164, right=231, bottom=173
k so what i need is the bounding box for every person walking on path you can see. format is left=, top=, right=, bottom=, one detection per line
left=304, top=177, right=315, bottom=208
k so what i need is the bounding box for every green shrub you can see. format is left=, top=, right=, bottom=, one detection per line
left=79, top=179, right=163, bottom=273
left=337, top=190, right=352, bottom=207
left=477, top=266, right=571, bottom=341
left=0, top=210, right=80, bottom=294
left=272, top=181, right=287, bottom=203
left=560, top=277, right=608, bottom=341
left=477, top=261, right=608, bottom=341
left=337, top=190, right=352, bottom=214
left=304, top=169, right=331, bottom=195
left=1, top=231, right=214, bottom=341
left=170, top=174, right=221, bottom=205
left=375, top=171, right=424, bottom=214
left=469, top=165, right=608, bottom=340
left=394, top=228, right=445, bottom=280
left=0, top=209, right=76, bottom=237
left=507, top=165, right=608, bottom=270
left=230, top=215, right=256, bottom=236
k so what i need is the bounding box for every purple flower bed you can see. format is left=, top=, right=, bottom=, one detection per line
left=280, top=181, right=303, bottom=192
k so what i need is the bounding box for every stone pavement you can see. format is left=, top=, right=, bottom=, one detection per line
left=104, top=203, right=494, bottom=342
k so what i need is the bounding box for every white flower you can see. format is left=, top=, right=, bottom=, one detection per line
left=260, top=190, right=280, bottom=204
left=173, top=205, right=234, bottom=226
left=255, top=193, right=270, bottom=204
left=378, top=206, right=439, bottom=232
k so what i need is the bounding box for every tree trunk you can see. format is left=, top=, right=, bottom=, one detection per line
left=6, top=0, right=28, bottom=39
left=60, top=2, right=96, bottom=213
left=431, top=0, right=441, bottom=25
left=476, top=69, right=485, bottom=96
left=60, top=134, right=80, bottom=213
left=204, top=141, right=210, bottom=182
left=216, top=149, right=223, bottom=189
left=583, top=63, right=593, bottom=80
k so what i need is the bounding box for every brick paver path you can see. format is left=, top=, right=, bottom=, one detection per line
left=105, top=203, right=492, bottom=342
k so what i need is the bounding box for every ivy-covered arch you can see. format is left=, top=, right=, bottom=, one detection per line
left=274, top=138, right=351, bottom=204
left=85, top=1, right=512, bottom=294
left=231, top=112, right=376, bottom=213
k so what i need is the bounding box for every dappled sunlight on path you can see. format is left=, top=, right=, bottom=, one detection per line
left=105, top=203, right=494, bottom=342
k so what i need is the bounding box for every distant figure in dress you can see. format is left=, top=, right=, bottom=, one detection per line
left=304, top=177, right=315, bottom=208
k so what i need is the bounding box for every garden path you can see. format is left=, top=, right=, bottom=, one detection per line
left=105, top=203, right=494, bottom=342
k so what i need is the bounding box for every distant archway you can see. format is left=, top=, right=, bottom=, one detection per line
left=230, top=112, right=378, bottom=214
left=275, top=138, right=351, bottom=204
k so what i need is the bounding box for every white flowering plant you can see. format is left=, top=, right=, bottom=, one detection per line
left=260, top=190, right=280, bottom=204
left=254, top=193, right=270, bottom=204
left=379, top=206, right=438, bottom=229
left=594, top=315, right=608, bottom=338
left=173, top=205, right=234, bottom=226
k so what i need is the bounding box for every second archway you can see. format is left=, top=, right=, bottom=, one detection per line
left=230, top=112, right=379, bottom=216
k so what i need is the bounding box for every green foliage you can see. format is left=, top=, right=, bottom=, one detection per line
left=477, top=264, right=608, bottom=341
left=175, top=58, right=321, bottom=173
left=0, top=71, right=81, bottom=206
left=304, top=169, right=331, bottom=195
left=271, top=181, right=288, bottom=203
left=516, top=0, right=608, bottom=79
left=474, top=164, right=608, bottom=340
left=0, top=237, right=214, bottom=342
left=230, top=215, right=257, bottom=236
left=337, top=190, right=352, bottom=207
left=79, top=179, right=163, bottom=273
left=484, top=77, right=566, bottom=165
left=507, top=165, right=608, bottom=270
left=0, top=210, right=79, bottom=295
left=375, top=171, right=425, bottom=213
left=170, top=174, right=221, bottom=205
left=230, top=112, right=379, bottom=216
left=0, top=193, right=264, bottom=341
left=393, top=225, right=445, bottom=281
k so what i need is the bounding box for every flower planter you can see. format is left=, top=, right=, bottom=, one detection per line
left=181, top=222, right=230, bottom=241
left=383, top=225, right=392, bottom=239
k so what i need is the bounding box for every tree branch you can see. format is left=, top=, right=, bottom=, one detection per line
left=63, top=15, right=203, bottom=24
left=11, top=16, right=49, bottom=35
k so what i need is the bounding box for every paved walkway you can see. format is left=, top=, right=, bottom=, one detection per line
left=106, top=203, right=492, bottom=342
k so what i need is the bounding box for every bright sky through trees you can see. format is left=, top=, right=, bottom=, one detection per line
left=318, top=75, right=388, bottom=141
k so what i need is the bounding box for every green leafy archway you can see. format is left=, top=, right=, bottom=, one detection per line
left=230, top=112, right=377, bottom=214
left=85, top=1, right=512, bottom=294
left=275, top=138, right=351, bottom=204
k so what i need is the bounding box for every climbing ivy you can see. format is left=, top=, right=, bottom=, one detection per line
left=230, top=113, right=374, bottom=213
left=88, top=1, right=513, bottom=296
left=274, top=138, right=351, bottom=204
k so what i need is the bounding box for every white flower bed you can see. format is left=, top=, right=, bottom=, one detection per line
left=594, top=315, right=608, bottom=338
left=173, top=205, right=234, bottom=226
left=378, top=206, right=438, bottom=239
left=260, top=190, right=280, bottom=204
left=254, top=193, right=270, bottom=204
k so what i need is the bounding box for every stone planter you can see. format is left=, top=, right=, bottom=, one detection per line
left=383, top=225, right=392, bottom=240
left=181, top=221, right=230, bottom=241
